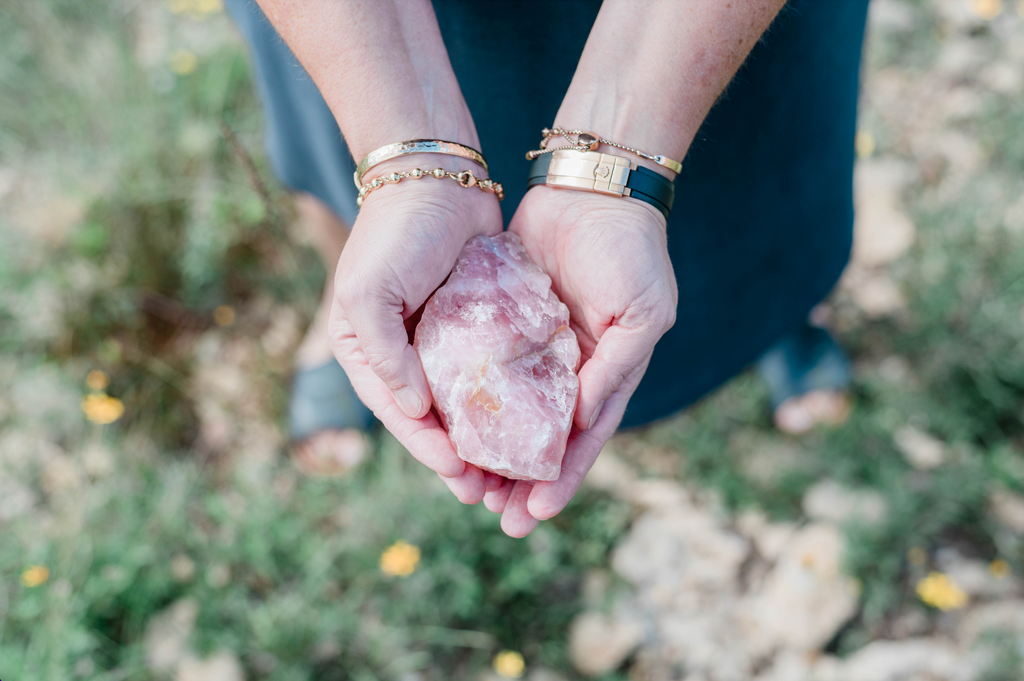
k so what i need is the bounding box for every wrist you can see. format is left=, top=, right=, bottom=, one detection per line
left=341, top=110, right=481, bottom=165
left=355, top=154, right=502, bottom=240
left=553, top=79, right=696, bottom=181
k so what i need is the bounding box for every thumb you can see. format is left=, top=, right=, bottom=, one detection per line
left=573, top=324, right=658, bottom=431
left=339, top=292, right=432, bottom=420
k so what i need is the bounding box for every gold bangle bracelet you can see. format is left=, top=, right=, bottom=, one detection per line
left=356, top=167, right=504, bottom=207
left=353, top=139, right=488, bottom=188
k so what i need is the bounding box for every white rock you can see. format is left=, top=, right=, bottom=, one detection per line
left=752, top=649, right=816, bottom=681
left=935, top=37, right=987, bottom=79
left=581, top=569, right=612, bottom=608
left=171, top=554, right=196, bottom=583
left=658, top=609, right=751, bottom=681
left=803, top=480, right=888, bottom=525
left=10, top=366, right=80, bottom=428
left=612, top=508, right=749, bottom=594
left=894, top=426, right=945, bottom=470
left=621, top=478, right=691, bottom=510
left=144, top=599, right=199, bottom=672
left=830, top=638, right=967, bottom=681
left=844, top=268, right=907, bottom=318
left=739, top=440, right=809, bottom=487
left=260, top=305, right=303, bottom=359
left=935, top=549, right=1022, bottom=599
left=876, top=356, right=912, bottom=384
left=176, top=650, right=244, bottom=681
left=958, top=599, right=1024, bottom=646
left=585, top=448, right=636, bottom=494
left=1003, top=192, right=1024, bottom=234
left=81, top=443, right=116, bottom=479
left=41, top=454, right=84, bottom=494
left=868, top=0, right=916, bottom=31
left=568, top=611, right=644, bottom=677
left=853, top=160, right=916, bottom=268
left=527, top=668, right=568, bottom=681
left=735, top=510, right=799, bottom=563
left=990, top=489, right=1024, bottom=534
left=0, top=477, right=37, bottom=522
left=740, top=524, right=859, bottom=652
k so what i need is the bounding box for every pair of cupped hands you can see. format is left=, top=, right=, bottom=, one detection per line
left=328, top=156, right=678, bottom=537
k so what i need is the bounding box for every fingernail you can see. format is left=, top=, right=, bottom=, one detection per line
left=394, top=387, right=423, bottom=418
left=589, top=400, right=605, bottom=430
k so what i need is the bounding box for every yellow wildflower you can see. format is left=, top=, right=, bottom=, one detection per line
left=970, top=0, right=1002, bottom=20
left=167, top=0, right=222, bottom=16
left=213, top=305, right=236, bottom=327
left=916, top=571, right=968, bottom=611
left=380, top=540, right=421, bottom=577
left=21, top=565, right=50, bottom=587
left=82, top=394, right=125, bottom=425
left=493, top=650, right=525, bottom=679
left=86, top=369, right=109, bottom=391
left=855, top=130, right=876, bottom=159
left=194, top=0, right=224, bottom=14
left=169, top=50, right=199, bottom=76
left=989, top=559, right=1010, bottom=578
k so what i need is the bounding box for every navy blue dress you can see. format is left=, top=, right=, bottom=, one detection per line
left=227, top=0, right=870, bottom=429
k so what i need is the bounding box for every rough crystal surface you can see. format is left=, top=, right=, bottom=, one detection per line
left=414, top=233, right=580, bottom=481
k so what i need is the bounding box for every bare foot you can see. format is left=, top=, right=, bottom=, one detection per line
left=774, top=390, right=851, bottom=435
left=290, top=194, right=370, bottom=476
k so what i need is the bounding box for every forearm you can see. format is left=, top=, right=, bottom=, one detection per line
left=254, top=0, right=477, bottom=160
left=557, top=0, right=787, bottom=174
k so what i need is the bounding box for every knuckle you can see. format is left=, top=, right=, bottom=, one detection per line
left=659, top=305, right=677, bottom=332
left=335, top=269, right=382, bottom=312
left=365, top=350, right=402, bottom=384
left=334, top=276, right=361, bottom=311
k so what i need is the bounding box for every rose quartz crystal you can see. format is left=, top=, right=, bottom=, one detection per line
left=414, top=233, right=580, bottom=481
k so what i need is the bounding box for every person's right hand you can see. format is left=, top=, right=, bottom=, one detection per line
left=327, top=159, right=503, bottom=504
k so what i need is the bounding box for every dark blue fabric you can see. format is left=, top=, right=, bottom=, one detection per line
left=226, top=0, right=870, bottom=429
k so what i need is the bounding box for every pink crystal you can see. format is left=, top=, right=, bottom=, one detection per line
left=414, top=233, right=581, bottom=481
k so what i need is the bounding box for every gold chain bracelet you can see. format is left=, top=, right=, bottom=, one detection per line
left=526, top=127, right=683, bottom=174
left=353, top=139, right=488, bottom=188
left=356, top=168, right=504, bottom=207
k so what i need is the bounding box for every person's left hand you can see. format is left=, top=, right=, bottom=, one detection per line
left=482, top=185, right=678, bottom=537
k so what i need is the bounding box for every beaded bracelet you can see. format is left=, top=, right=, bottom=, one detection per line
left=356, top=168, right=504, bottom=207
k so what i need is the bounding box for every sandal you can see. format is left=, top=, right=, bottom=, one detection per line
left=756, top=323, right=852, bottom=434
left=289, top=360, right=376, bottom=476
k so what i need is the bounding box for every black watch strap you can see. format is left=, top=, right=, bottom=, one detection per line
left=527, top=150, right=675, bottom=219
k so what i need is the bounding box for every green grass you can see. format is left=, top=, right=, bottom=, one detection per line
left=0, top=434, right=630, bottom=679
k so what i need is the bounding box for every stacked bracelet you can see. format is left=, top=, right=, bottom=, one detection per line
left=356, top=168, right=504, bottom=207
left=526, top=149, right=674, bottom=219
left=527, top=127, right=683, bottom=175
left=354, top=139, right=488, bottom=188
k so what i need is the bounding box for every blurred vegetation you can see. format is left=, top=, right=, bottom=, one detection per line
left=0, top=1, right=1022, bottom=680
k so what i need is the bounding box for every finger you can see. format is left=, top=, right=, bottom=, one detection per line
left=528, top=379, right=635, bottom=521
left=329, top=309, right=465, bottom=478
left=335, top=281, right=431, bottom=420
left=483, top=471, right=504, bottom=493
left=574, top=325, right=658, bottom=431
left=500, top=481, right=540, bottom=538
left=437, top=465, right=486, bottom=505
left=483, top=477, right=515, bottom=514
